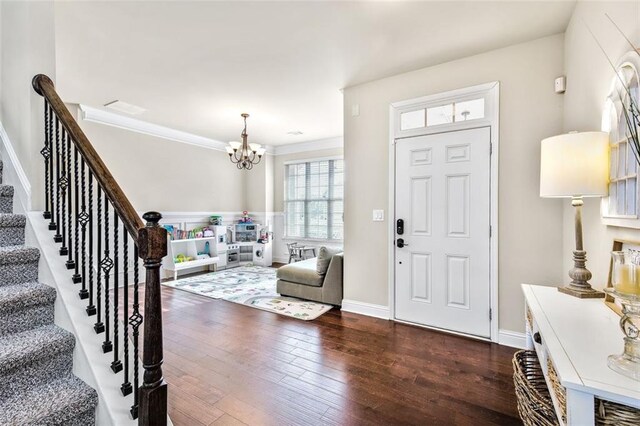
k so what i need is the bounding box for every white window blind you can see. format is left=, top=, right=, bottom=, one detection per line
left=285, top=158, right=343, bottom=240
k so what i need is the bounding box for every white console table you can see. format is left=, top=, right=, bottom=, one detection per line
left=522, top=284, right=640, bottom=425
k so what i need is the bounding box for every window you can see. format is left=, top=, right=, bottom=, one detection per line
left=399, top=97, right=485, bottom=130
left=285, top=158, right=343, bottom=240
left=603, top=63, right=639, bottom=219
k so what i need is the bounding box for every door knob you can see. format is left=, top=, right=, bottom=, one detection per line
left=397, top=238, right=409, bottom=248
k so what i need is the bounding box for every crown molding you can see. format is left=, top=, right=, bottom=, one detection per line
left=272, top=136, right=343, bottom=156
left=78, top=104, right=342, bottom=156
left=78, top=104, right=230, bottom=152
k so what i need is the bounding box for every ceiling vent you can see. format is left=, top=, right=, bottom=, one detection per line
left=287, top=130, right=303, bottom=136
left=104, top=100, right=146, bottom=115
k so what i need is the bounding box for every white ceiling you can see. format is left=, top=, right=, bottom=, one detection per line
left=55, top=1, right=576, bottom=146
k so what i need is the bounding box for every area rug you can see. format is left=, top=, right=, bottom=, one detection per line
left=162, top=265, right=333, bottom=321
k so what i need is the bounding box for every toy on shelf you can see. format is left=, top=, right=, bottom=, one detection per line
left=209, top=215, right=223, bottom=226
left=174, top=253, right=194, bottom=263
left=258, top=228, right=272, bottom=244
left=196, top=242, right=211, bottom=259
left=167, top=226, right=216, bottom=240
left=238, top=211, right=253, bottom=223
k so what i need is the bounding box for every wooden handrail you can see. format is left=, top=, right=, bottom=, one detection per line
left=32, top=74, right=144, bottom=241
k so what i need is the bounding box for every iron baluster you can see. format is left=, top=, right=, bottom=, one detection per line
left=111, top=214, right=122, bottom=373
left=65, top=130, right=74, bottom=268
left=53, top=118, right=62, bottom=241
left=94, top=186, right=104, bottom=333
left=82, top=169, right=96, bottom=316
left=78, top=157, right=89, bottom=300
left=41, top=100, right=51, bottom=219
left=130, top=246, right=141, bottom=419
left=102, top=193, right=113, bottom=353
left=71, top=146, right=81, bottom=281
left=59, top=128, right=68, bottom=254
left=47, top=104, right=56, bottom=229
left=121, top=233, right=132, bottom=396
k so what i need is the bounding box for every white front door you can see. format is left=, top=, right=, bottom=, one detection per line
left=394, top=127, right=491, bottom=338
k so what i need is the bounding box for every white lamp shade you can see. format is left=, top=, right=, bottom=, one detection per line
left=540, top=131, right=609, bottom=198
left=228, top=141, right=242, bottom=150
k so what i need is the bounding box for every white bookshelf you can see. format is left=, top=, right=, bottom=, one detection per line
left=163, top=236, right=219, bottom=280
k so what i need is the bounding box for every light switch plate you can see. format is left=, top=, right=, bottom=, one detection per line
left=372, top=209, right=384, bottom=222
left=352, top=104, right=360, bottom=117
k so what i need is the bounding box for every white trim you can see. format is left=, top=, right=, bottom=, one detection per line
left=283, top=155, right=343, bottom=165
left=79, top=104, right=231, bottom=152
left=0, top=120, right=32, bottom=211
left=341, top=299, right=390, bottom=320
left=394, top=318, right=492, bottom=343
left=390, top=81, right=497, bottom=109
left=281, top=237, right=343, bottom=244
left=388, top=81, right=500, bottom=343
left=498, top=329, right=527, bottom=349
left=273, top=136, right=343, bottom=156
left=78, top=104, right=342, bottom=156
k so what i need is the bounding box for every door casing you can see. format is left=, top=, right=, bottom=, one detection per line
left=388, top=81, right=500, bottom=343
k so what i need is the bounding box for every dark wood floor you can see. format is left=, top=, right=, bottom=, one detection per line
left=154, top=285, right=521, bottom=426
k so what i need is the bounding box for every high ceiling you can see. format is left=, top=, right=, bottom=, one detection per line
left=55, top=1, right=576, bottom=146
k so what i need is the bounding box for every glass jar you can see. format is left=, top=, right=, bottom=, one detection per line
left=611, top=251, right=640, bottom=296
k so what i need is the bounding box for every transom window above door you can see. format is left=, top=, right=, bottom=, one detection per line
left=400, top=97, right=485, bottom=130
left=285, top=158, right=344, bottom=240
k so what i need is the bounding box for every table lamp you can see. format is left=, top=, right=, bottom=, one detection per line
left=540, top=131, right=609, bottom=298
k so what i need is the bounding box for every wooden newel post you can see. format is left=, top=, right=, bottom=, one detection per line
left=138, top=211, right=168, bottom=425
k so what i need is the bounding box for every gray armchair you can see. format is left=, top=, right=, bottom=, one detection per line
left=276, top=253, right=343, bottom=306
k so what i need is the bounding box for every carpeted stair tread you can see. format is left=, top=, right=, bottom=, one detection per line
left=0, top=373, right=98, bottom=425
left=0, top=282, right=55, bottom=313
left=0, top=213, right=25, bottom=227
left=0, top=184, right=13, bottom=197
left=0, top=324, right=74, bottom=373
left=0, top=160, right=97, bottom=422
left=0, top=214, right=26, bottom=247
left=0, top=244, right=40, bottom=264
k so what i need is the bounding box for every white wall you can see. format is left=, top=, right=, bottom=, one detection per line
left=0, top=0, right=56, bottom=210
left=343, top=34, right=566, bottom=334
left=76, top=113, right=247, bottom=213
left=562, top=1, right=640, bottom=288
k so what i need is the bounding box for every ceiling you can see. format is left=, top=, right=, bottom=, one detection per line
left=55, top=1, right=576, bottom=147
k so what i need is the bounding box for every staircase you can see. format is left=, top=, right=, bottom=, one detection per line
left=0, top=161, right=98, bottom=425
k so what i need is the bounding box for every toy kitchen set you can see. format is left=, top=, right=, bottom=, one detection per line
left=162, top=212, right=273, bottom=280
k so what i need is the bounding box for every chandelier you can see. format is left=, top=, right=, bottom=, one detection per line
left=225, top=113, right=265, bottom=170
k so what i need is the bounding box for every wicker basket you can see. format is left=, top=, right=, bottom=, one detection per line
left=596, top=398, right=640, bottom=426
left=513, top=350, right=559, bottom=426
left=546, top=357, right=567, bottom=423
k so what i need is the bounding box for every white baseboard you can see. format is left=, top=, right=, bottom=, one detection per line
left=341, top=299, right=390, bottom=320
left=498, top=329, right=527, bottom=349
left=273, top=256, right=289, bottom=264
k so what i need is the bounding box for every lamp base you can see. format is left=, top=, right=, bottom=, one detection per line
left=559, top=248, right=605, bottom=298
left=557, top=285, right=605, bottom=299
